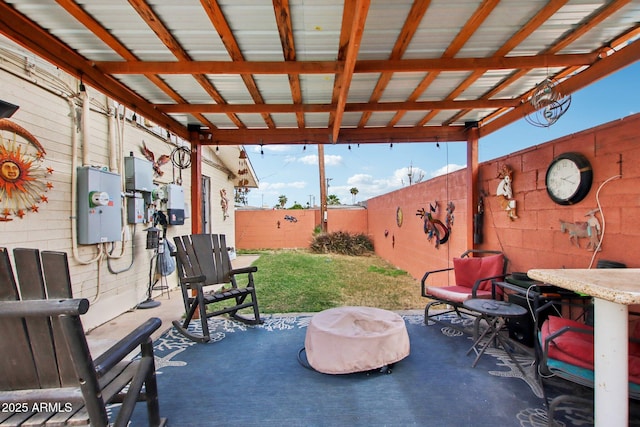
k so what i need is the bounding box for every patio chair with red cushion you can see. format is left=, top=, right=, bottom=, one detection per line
left=420, top=249, right=508, bottom=331
left=538, top=308, right=640, bottom=424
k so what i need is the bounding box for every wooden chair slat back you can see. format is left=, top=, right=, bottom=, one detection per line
left=191, top=234, right=231, bottom=285
left=0, top=247, right=18, bottom=300
left=12, top=248, right=60, bottom=388
left=0, top=248, right=40, bottom=390
left=41, top=251, right=78, bottom=386
left=218, top=234, right=232, bottom=282
left=41, top=251, right=73, bottom=298
left=174, top=236, right=198, bottom=288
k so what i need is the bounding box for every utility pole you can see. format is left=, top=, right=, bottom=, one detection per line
left=318, top=144, right=328, bottom=232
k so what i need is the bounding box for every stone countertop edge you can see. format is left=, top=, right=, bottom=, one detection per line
left=527, top=268, right=640, bottom=305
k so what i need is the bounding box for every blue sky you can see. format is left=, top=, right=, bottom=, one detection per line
left=245, top=61, right=639, bottom=208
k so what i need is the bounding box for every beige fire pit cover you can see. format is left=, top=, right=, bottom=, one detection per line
left=304, top=306, right=410, bottom=374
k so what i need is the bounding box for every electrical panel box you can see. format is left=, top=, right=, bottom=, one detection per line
left=165, top=183, right=185, bottom=225
left=124, top=156, right=154, bottom=192
left=127, top=195, right=146, bottom=224
left=77, top=167, right=122, bottom=244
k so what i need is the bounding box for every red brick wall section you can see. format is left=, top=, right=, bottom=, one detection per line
left=236, top=113, right=640, bottom=281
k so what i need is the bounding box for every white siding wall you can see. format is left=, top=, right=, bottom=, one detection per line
left=0, top=48, right=239, bottom=330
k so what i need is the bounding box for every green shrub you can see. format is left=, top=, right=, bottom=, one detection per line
left=309, top=231, right=374, bottom=255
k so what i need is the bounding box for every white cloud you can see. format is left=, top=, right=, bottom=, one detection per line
left=331, top=163, right=466, bottom=203
left=327, top=173, right=400, bottom=203
left=430, top=163, right=466, bottom=177
left=249, top=145, right=291, bottom=154
left=259, top=181, right=307, bottom=192
left=298, top=154, right=342, bottom=166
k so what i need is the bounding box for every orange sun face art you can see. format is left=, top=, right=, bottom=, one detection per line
left=0, top=119, right=52, bottom=221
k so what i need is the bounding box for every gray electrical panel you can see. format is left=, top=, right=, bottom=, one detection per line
left=124, top=155, right=154, bottom=224
left=124, top=156, right=154, bottom=192
left=127, top=195, right=147, bottom=224
left=77, top=167, right=122, bottom=244
left=165, top=183, right=185, bottom=225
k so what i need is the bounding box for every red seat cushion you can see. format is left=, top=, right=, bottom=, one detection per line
left=425, top=285, right=493, bottom=303
left=453, top=254, right=504, bottom=292
left=542, top=316, right=640, bottom=384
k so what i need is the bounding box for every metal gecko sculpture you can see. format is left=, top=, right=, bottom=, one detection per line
left=416, top=202, right=450, bottom=249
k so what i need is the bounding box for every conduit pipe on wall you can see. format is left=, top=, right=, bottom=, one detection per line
left=68, top=93, right=104, bottom=268
left=107, top=97, right=118, bottom=173
left=80, top=86, right=90, bottom=167
left=106, top=99, right=138, bottom=272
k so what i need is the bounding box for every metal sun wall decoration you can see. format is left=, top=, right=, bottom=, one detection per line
left=0, top=119, right=53, bottom=221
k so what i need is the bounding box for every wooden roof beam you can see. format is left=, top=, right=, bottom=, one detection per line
left=273, top=0, right=304, bottom=128
left=93, top=53, right=598, bottom=75
left=331, top=0, right=370, bottom=143
left=158, top=98, right=519, bottom=114
left=198, top=125, right=468, bottom=146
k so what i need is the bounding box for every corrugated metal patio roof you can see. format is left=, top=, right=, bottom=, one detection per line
left=0, top=0, right=638, bottom=146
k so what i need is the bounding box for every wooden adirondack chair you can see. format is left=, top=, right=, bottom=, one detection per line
left=173, top=234, right=263, bottom=343
left=0, top=248, right=167, bottom=427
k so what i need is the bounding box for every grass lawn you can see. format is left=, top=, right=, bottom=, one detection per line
left=245, top=250, right=425, bottom=313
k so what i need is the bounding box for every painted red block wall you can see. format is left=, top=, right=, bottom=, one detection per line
left=235, top=207, right=367, bottom=249
left=369, top=113, right=640, bottom=284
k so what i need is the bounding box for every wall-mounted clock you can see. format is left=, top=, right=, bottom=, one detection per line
left=545, top=152, right=593, bottom=205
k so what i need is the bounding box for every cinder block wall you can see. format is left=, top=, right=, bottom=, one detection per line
left=369, top=113, right=640, bottom=284
left=236, top=113, right=640, bottom=283
left=235, top=207, right=368, bottom=249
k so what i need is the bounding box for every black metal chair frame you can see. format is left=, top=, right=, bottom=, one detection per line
left=421, top=249, right=508, bottom=333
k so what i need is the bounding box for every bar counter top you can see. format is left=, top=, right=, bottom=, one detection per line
left=527, top=268, right=640, bottom=305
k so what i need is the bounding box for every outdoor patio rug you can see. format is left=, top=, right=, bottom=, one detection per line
left=117, top=312, right=636, bottom=426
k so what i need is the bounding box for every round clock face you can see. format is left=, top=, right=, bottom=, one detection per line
left=545, top=153, right=592, bottom=205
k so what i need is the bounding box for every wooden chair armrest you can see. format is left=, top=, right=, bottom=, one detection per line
left=180, top=274, right=207, bottom=284
left=0, top=298, right=89, bottom=318
left=230, top=266, right=258, bottom=276
left=94, top=317, right=162, bottom=377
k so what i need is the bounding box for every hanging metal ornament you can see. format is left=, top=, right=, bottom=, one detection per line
left=170, top=146, right=191, bottom=185
left=525, top=77, right=571, bottom=128
left=234, top=149, right=251, bottom=205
